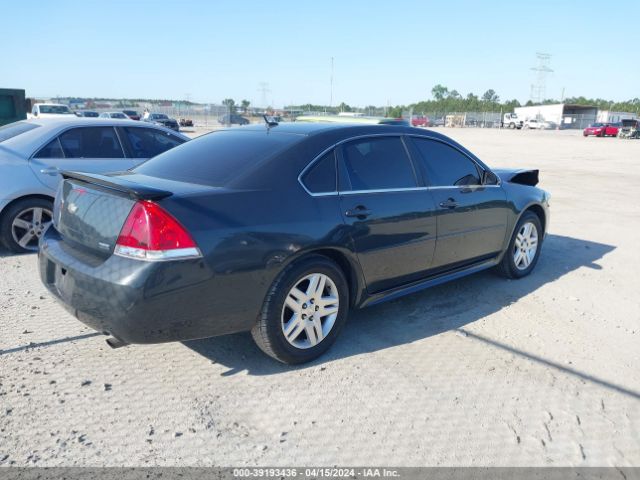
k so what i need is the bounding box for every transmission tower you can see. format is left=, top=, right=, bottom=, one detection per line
left=530, top=52, right=553, bottom=104
left=257, top=82, right=271, bottom=108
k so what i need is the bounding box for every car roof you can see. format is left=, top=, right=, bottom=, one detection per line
left=1, top=118, right=188, bottom=156
left=239, top=121, right=448, bottom=139
left=225, top=122, right=488, bottom=173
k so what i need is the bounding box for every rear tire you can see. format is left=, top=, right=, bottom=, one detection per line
left=495, top=211, right=543, bottom=279
left=0, top=198, right=53, bottom=253
left=252, top=255, right=349, bottom=364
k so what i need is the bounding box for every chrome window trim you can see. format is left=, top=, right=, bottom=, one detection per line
left=300, top=184, right=501, bottom=198
left=340, top=187, right=428, bottom=195
left=297, top=132, right=502, bottom=197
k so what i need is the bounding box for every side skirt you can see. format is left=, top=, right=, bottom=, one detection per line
left=360, top=257, right=500, bottom=308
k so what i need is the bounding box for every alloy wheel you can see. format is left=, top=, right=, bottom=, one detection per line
left=11, top=207, right=53, bottom=252
left=281, top=273, right=339, bottom=349
left=513, top=221, right=539, bottom=270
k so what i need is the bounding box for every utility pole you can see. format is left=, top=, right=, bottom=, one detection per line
left=330, top=57, right=334, bottom=109
left=184, top=93, right=191, bottom=118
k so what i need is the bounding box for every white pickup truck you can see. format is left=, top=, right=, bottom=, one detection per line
left=502, top=113, right=523, bottom=129
left=29, top=103, right=75, bottom=119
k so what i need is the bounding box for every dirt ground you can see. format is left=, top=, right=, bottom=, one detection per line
left=1, top=127, right=639, bottom=467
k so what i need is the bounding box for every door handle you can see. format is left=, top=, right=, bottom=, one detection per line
left=345, top=206, right=372, bottom=218
left=40, top=167, right=60, bottom=176
left=439, top=198, right=459, bottom=209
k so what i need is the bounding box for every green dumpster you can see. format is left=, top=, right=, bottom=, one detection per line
left=0, top=88, right=27, bottom=126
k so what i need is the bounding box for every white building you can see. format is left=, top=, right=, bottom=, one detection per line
left=514, top=103, right=597, bottom=129
left=596, top=111, right=637, bottom=123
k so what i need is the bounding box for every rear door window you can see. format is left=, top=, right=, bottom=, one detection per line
left=122, top=127, right=185, bottom=158
left=58, top=127, right=125, bottom=158
left=340, top=136, right=417, bottom=191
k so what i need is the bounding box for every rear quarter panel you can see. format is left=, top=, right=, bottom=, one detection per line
left=0, top=147, right=54, bottom=215
left=156, top=184, right=356, bottom=332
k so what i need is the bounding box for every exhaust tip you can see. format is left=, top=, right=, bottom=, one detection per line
left=106, top=337, right=129, bottom=349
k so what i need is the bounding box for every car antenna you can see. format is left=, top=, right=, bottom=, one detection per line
left=263, top=115, right=278, bottom=128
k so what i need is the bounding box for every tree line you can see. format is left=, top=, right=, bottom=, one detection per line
left=285, top=84, right=640, bottom=117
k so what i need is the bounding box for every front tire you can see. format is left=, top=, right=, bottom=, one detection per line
left=496, top=211, right=543, bottom=279
left=252, top=255, right=349, bottom=364
left=0, top=198, right=53, bottom=253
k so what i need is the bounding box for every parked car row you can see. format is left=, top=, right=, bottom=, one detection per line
left=0, top=118, right=189, bottom=252
left=30, top=104, right=180, bottom=131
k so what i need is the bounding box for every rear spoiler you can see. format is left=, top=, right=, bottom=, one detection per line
left=61, top=171, right=173, bottom=201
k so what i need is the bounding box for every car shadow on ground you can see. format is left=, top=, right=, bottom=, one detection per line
left=185, top=233, right=617, bottom=378
left=0, top=246, right=34, bottom=258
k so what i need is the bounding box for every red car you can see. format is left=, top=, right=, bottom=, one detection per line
left=411, top=115, right=430, bottom=127
left=122, top=110, right=141, bottom=121
left=583, top=123, right=620, bottom=137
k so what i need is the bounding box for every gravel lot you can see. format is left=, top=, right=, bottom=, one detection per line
left=1, top=128, right=639, bottom=467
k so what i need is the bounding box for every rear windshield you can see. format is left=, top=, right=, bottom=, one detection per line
left=134, top=130, right=302, bottom=186
left=0, top=122, right=40, bottom=143
left=39, top=105, right=72, bottom=114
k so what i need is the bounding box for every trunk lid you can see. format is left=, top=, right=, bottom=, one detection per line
left=55, top=179, right=138, bottom=256
left=54, top=171, right=219, bottom=256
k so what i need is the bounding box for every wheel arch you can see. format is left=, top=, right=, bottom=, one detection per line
left=0, top=194, right=54, bottom=219
left=286, top=246, right=366, bottom=308
left=523, top=203, right=546, bottom=234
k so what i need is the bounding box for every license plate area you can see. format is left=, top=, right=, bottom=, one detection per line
left=52, top=263, right=73, bottom=299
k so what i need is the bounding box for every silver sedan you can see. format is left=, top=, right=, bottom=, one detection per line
left=0, top=117, right=189, bottom=252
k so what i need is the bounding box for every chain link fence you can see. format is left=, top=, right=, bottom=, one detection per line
left=82, top=103, right=601, bottom=131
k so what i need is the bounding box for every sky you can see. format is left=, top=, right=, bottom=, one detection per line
left=1, top=0, right=638, bottom=107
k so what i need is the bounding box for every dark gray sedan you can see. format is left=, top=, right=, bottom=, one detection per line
left=38, top=123, right=550, bottom=364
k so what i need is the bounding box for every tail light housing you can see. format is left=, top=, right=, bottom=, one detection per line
left=115, top=201, right=201, bottom=261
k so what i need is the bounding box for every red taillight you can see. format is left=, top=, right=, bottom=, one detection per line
left=115, top=201, right=200, bottom=261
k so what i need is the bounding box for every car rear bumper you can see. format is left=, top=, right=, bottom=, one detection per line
left=38, top=227, right=249, bottom=344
